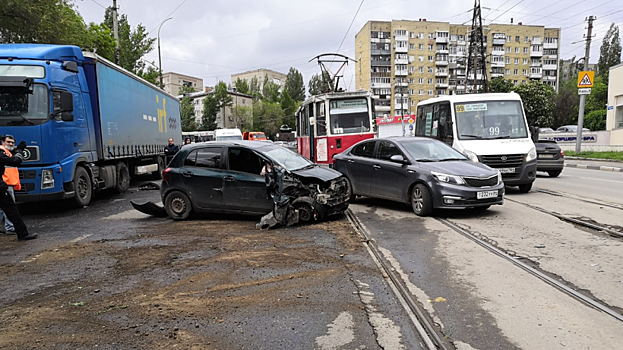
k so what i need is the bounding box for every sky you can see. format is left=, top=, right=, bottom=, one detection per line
left=75, top=0, right=623, bottom=90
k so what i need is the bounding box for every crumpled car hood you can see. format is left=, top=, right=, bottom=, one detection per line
left=290, top=166, right=342, bottom=182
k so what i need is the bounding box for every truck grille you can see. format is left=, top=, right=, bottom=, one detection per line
left=18, top=170, right=37, bottom=180
left=463, top=175, right=498, bottom=188
left=481, top=154, right=524, bottom=168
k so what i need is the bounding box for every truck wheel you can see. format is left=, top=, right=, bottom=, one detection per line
left=518, top=182, right=533, bottom=193
left=115, top=162, right=130, bottom=193
left=165, top=190, right=192, bottom=220
left=411, top=184, right=433, bottom=216
left=74, top=166, right=92, bottom=207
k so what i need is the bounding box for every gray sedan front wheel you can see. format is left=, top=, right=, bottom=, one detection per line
left=411, top=184, right=433, bottom=217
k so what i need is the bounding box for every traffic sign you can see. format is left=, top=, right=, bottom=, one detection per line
left=578, top=88, right=591, bottom=95
left=408, top=118, right=414, bottom=124
left=409, top=124, right=414, bottom=131
left=577, top=71, right=594, bottom=88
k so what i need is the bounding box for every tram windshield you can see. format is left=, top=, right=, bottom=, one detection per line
left=329, top=98, right=370, bottom=134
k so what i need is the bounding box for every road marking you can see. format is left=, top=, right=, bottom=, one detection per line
left=574, top=176, right=623, bottom=184
left=315, top=311, right=354, bottom=349
left=69, top=234, right=92, bottom=243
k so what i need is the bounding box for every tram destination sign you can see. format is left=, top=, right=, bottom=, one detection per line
left=330, top=98, right=367, bottom=109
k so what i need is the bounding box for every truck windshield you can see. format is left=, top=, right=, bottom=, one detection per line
left=329, top=97, right=371, bottom=135
left=454, top=100, right=528, bottom=140
left=0, top=84, right=49, bottom=126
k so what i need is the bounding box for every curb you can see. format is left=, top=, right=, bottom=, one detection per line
left=565, top=156, right=623, bottom=163
left=565, top=163, right=623, bottom=172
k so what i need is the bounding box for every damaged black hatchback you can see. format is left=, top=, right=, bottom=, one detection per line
left=159, top=141, right=350, bottom=227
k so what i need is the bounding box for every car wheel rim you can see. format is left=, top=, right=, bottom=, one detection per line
left=413, top=188, right=423, bottom=213
left=171, top=197, right=186, bottom=215
left=297, top=205, right=313, bottom=222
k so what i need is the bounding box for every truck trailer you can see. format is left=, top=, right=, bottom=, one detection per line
left=0, top=44, right=182, bottom=206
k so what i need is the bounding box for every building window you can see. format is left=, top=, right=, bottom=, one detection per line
left=523, top=58, right=528, bottom=64
left=428, top=90, right=433, bottom=95
left=522, top=69, right=528, bottom=75
left=427, top=78, right=433, bottom=84
left=513, top=69, right=518, bottom=75
left=428, top=55, right=434, bottom=62
left=419, top=44, right=424, bottom=50
left=437, top=90, right=445, bottom=95
left=506, top=36, right=511, bottom=42
left=418, top=56, right=424, bottom=62
left=418, top=66, right=423, bottom=73
left=505, top=69, right=510, bottom=75
left=428, top=44, right=433, bottom=50
left=428, top=67, right=433, bottom=73
left=514, top=80, right=518, bottom=85
left=395, top=29, right=407, bottom=36
left=418, top=78, right=424, bottom=84
left=506, top=57, right=511, bottom=64
left=409, top=43, right=415, bottom=50
left=524, top=36, right=529, bottom=43
left=410, top=32, right=415, bottom=39
left=419, top=32, right=424, bottom=39
left=428, top=33, right=434, bottom=39
left=418, top=90, right=424, bottom=95
left=409, top=66, right=415, bottom=74
left=515, top=36, right=520, bottom=42
left=506, top=47, right=511, bottom=53
left=524, top=47, right=529, bottom=54
left=408, top=78, right=414, bottom=83
left=514, top=58, right=519, bottom=64
left=515, top=47, right=520, bottom=53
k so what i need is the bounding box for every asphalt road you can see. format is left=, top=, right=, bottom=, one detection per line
left=534, top=166, right=623, bottom=205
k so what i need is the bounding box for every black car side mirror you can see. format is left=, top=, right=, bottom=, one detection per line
left=389, top=154, right=409, bottom=164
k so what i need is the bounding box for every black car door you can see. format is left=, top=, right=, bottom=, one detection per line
left=221, top=147, right=273, bottom=214
left=370, top=140, right=410, bottom=201
left=180, top=146, right=226, bottom=210
left=342, top=140, right=377, bottom=195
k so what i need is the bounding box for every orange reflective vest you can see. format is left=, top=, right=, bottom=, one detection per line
left=0, top=146, right=21, bottom=191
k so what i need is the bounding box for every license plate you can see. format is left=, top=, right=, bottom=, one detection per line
left=499, top=167, right=515, bottom=174
left=539, top=154, right=554, bottom=158
left=477, top=190, right=498, bottom=199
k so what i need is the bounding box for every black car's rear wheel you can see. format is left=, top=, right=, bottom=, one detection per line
left=164, top=190, right=192, bottom=220
left=411, top=184, right=433, bottom=216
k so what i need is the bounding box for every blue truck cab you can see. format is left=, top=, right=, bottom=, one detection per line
left=0, top=44, right=182, bottom=206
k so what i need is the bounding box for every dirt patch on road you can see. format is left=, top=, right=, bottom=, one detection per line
left=0, top=217, right=372, bottom=349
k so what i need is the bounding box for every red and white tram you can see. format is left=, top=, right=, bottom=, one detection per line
left=296, top=90, right=376, bottom=164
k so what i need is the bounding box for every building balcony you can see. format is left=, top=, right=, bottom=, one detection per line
left=394, top=34, right=408, bottom=41
left=543, top=54, right=557, bottom=60
left=491, top=61, right=505, bottom=68
left=493, top=39, right=506, bottom=45
left=394, top=82, right=408, bottom=87
left=436, top=48, right=449, bottom=54
left=491, top=50, right=505, bottom=56
left=543, top=75, right=557, bottom=81
left=529, top=72, right=542, bottom=79
left=543, top=42, right=557, bottom=49
left=530, top=50, right=543, bottom=57
left=530, top=62, right=541, bottom=67
left=375, top=105, right=391, bottom=112
left=371, top=49, right=391, bottom=55
left=371, top=60, right=391, bottom=67
left=490, top=73, right=504, bottom=78
left=436, top=60, right=449, bottom=66
left=395, top=70, right=408, bottom=76
left=394, top=58, right=408, bottom=64
left=456, top=85, right=465, bottom=90
left=457, top=40, right=466, bottom=46
left=435, top=71, right=448, bottom=77
left=371, top=82, right=391, bottom=89
left=435, top=83, right=449, bottom=88
left=371, top=38, right=391, bottom=43
left=436, top=36, right=448, bottom=43
left=394, top=46, right=408, bottom=53
left=543, top=64, right=557, bottom=71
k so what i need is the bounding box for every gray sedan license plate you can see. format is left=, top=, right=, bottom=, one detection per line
left=477, top=190, right=498, bottom=199
left=499, top=167, right=515, bottom=173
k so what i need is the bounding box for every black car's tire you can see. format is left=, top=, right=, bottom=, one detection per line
left=345, top=177, right=356, bottom=203
left=411, top=184, right=433, bottom=216
left=548, top=170, right=561, bottom=177
left=292, top=197, right=316, bottom=223
left=518, top=182, right=533, bottom=193
left=73, top=166, right=92, bottom=207
left=115, top=162, right=130, bottom=193
left=164, top=190, right=192, bottom=220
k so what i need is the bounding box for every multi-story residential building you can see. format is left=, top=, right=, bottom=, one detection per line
left=559, top=58, right=597, bottom=83
left=177, top=90, right=253, bottom=129
left=162, top=72, right=203, bottom=96
left=355, top=19, right=561, bottom=118
left=231, top=68, right=287, bottom=92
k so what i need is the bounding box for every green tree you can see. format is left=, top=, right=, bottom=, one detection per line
left=262, top=75, right=281, bottom=103
left=233, top=105, right=253, bottom=131
left=512, top=81, right=555, bottom=127
left=552, top=78, right=579, bottom=128
left=179, top=87, right=197, bottom=132
left=487, top=77, right=514, bottom=93
left=308, top=71, right=333, bottom=96
left=280, top=89, right=298, bottom=129
left=285, top=67, right=305, bottom=101
left=103, top=8, right=155, bottom=74
left=253, top=100, right=284, bottom=138
left=0, top=0, right=90, bottom=45
left=249, top=77, right=262, bottom=99
left=585, top=75, right=609, bottom=114
left=136, top=64, right=160, bottom=86
left=82, top=23, right=116, bottom=59
left=597, top=23, right=621, bottom=82
left=214, top=81, right=233, bottom=111
left=201, top=94, right=218, bottom=130
left=232, top=78, right=249, bottom=94
left=584, top=109, right=607, bottom=131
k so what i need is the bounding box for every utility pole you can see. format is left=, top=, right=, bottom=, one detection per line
left=467, top=0, right=488, bottom=93
left=112, top=0, right=119, bottom=65
left=575, top=15, right=595, bottom=154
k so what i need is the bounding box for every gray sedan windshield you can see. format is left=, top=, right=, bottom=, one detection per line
left=260, top=146, right=313, bottom=171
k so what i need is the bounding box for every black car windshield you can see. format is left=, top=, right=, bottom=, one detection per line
left=455, top=100, right=528, bottom=140
left=401, top=140, right=468, bottom=162
left=0, top=83, right=49, bottom=126
left=260, top=145, right=313, bottom=171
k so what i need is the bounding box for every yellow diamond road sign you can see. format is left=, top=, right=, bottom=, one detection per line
left=577, top=71, right=594, bottom=88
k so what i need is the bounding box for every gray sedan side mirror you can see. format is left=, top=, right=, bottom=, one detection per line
left=389, top=154, right=409, bottom=164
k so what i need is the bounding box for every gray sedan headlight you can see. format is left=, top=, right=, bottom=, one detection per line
left=431, top=171, right=465, bottom=185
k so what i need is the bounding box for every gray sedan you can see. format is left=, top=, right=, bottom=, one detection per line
left=333, top=137, right=504, bottom=216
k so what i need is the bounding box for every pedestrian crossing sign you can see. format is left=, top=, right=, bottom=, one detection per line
left=577, top=71, right=594, bottom=88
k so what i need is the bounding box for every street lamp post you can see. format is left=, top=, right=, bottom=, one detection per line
left=158, top=17, right=173, bottom=89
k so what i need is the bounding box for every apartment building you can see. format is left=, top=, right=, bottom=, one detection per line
left=231, top=68, right=287, bottom=92
left=162, top=72, right=203, bottom=96
left=355, top=20, right=561, bottom=118
left=177, top=90, right=253, bottom=129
